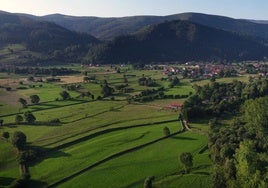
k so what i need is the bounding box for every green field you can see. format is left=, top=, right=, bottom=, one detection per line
left=58, top=132, right=209, bottom=188
left=0, top=66, right=212, bottom=188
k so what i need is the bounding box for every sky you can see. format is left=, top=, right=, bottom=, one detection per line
left=0, top=0, right=268, bottom=20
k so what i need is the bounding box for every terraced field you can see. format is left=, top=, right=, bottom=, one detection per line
left=0, top=67, right=211, bottom=187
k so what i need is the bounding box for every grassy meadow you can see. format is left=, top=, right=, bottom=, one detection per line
left=0, top=65, right=214, bottom=187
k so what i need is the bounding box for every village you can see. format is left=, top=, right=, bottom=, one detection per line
left=143, top=61, right=268, bottom=79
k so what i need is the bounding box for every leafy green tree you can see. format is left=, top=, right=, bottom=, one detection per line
left=179, top=152, right=193, bottom=173
left=30, top=95, right=40, bottom=104
left=15, top=114, right=23, bottom=124
left=12, top=131, right=27, bottom=150
left=24, top=111, right=36, bottom=124
left=18, top=98, right=27, bottom=108
left=101, top=83, right=114, bottom=97
left=223, top=159, right=236, bottom=185
left=242, top=97, right=268, bottom=132
left=169, top=76, right=180, bottom=87
left=2, top=132, right=10, bottom=140
left=0, top=119, right=3, bottom=126
left=211, top=165, right=227, bottom=188
left=234, top=140, right=263, bottom=188
left=59, top=91, right=70, bottom=100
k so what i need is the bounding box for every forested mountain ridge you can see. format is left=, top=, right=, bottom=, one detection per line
left=86, top=20, right=268, bottom=64
left=1, top=11, right=268, bottom=65
left=23, top=12, right=268, bottom=41
left=0, top=11, right=100, bottom=64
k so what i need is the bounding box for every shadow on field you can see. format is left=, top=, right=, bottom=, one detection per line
left=192, top=165, right=211, bottom=175
left=0, top=177, right=15, bottom=187
left=192, top=171, right=210, bottom=175
left=5, top=125, right=18, bottom=128
left=171, top=136, right=197, bottom=140
left=27, top=179, right=48, bottom=188
left=28, top=145, right=71, bottom=167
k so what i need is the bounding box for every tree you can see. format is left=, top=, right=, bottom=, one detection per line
left=180, top=152, right=193, bottom=173
left=101, top=83, right=114, bottom=97
left=163, top=127, right=170, bottom=136
left=30, top=95, right=40, bottom=104
left=18, top=98, right=27, bottom=108
left=12, top=131, right=27, bottom=150
left=123, top=74, right=128, bottom=83
left=24, top=111, right=36, bottom=124
left=0, top=119, right=3, bottom=126
left=59, top=91, right=70, bottom=100
left=2, top=132, right=10, bottom=140
left=234, top=140, right=263, bottom=188
left=169, top=76, right=180, bottom=87
left=15, top=114, right=23, bottom=124
left=143, top=176, right=154, bottom=188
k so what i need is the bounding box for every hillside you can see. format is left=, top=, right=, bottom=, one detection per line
left=25, top=12, right=268, bottom=41
left=0, top=11, right=99, bottom=64
left=87, top=20, right=268, bottom=64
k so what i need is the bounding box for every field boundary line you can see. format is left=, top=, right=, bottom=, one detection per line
left=47, top=131, right=181, bottom=188
left=48, top=119, right=179, bottom=151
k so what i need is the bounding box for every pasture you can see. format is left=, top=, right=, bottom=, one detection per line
left=0, top=65, right=212, bottom=187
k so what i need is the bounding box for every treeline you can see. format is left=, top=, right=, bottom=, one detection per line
left=182, top=76, right=268, bottom=187
left=182, top=77, right=268, bottom=120
left=0, top=67, right=80, bottom=76
left=209, top=97, right=268, bottom=187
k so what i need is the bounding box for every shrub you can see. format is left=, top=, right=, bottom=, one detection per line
left=163, top=127, right=171, bottom=136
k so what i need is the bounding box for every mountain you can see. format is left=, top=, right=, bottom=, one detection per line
left=249, top=20, right=268, bottom=24
left=23, top=13, right=166, bottom=40
left=25, top=12, right=268, bottom=41
left=86, top=20, right=268, bottom=64
left=0, top=11, right=99, bottom=64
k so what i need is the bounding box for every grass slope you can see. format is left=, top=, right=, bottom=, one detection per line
left=58, top=132, right=210, bottom=188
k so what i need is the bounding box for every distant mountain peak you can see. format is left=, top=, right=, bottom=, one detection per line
left=87, top=19, right=268, bottom=63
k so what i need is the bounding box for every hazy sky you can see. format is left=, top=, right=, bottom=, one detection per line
left=0, top=0, right=267, bottom=19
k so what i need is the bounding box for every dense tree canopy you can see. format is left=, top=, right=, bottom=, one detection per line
left=30, top=95, right=40, bottom=104
left=12, top=131, right=27, bottom=150
left=24, top=111, right=36, bottom=124
left=179, top=152, right=193, bottom=173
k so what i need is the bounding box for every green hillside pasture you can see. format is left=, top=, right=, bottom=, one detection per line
left=0, top=100, right=126, bottom=140
left=165, top=84, right=194, bottom=96
left=154, top=173, right=210, bottom=188
left=80, top=82, right=102, bottom=98
left=1, top=99, right=95, bottom=124
left=0, top=101, right=19, bottom=117
left=29, top=122, right=181, bottom=184
left=17, top=82, right=80, bottom=102
left=0, top=44, right=42, bottom=64
left=32, top=102, right=177, bottom=148
left=1, top=100, right=177, bottom=147
left=0, top=141, right=19, bottom=180
left=58, top=132, right=210, bottom=188
left=193, top=75, right=249, bottom=86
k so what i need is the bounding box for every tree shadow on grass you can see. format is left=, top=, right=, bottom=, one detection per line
left=0, top=177, right=15, bottom=187
left=27, top=179, right=48, bottom=188
left=171, top=136, right=197, bottom=140
left=191, top=164, right=211, bottom=175
left=26, top=145, right=71, bottom=167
